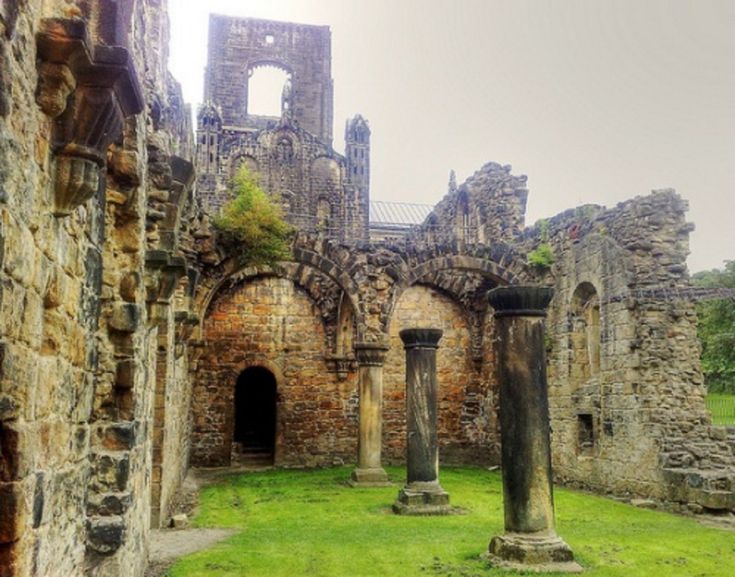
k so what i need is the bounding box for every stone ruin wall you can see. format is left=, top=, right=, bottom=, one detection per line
left=518, top=191, right=735, bottom=512
left=420, top=162, right=528, bottom=245
left=0, top=1, right=200, bottom=576
left=190, top=271, right=501, bottom=469
left=196, top=14, right=369, bottom=241
left=410, top=163, right=734, bottom=512
left=204, top=14, right=333, bottom=144
left=382, top=284, right=498, bottom=465
left=199, top=124, right=366, bottom=241
left=192, top=275, right=359, bottom=468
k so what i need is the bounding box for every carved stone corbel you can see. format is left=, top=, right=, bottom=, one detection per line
left=157, top=156, right=195, bottom=250
left=325, top=354, right=358, bottom=381
left=174, top=311, right=200, bottom=358
left=145, top=250, right=187, bottom=304
left=35, top=18, right=143, bottom=216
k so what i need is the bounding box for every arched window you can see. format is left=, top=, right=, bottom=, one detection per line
left=570, top=282, right=601, bottom=385
left=275, top=137, right=294, bottom=163
left=316, top=198, right=330, bottom=232
left=456, top=192, right=470, bottom=242
left=247, top=65, right=291, bottom=117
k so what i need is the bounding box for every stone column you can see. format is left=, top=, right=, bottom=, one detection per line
left=393, top=328, right=451, bottom=515
left=486, top=286, right=580, bottom=572
left=350, top=342, right=391, bottom=486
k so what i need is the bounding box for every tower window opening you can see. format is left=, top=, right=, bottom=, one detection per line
left=247, top=65, right=291, bottom=117
left=265, top=34, right=275, bottom=45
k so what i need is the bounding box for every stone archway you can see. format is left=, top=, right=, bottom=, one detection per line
left=233, top=366, right=278, bottom=465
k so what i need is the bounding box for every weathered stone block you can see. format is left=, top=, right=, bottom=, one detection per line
left=90, top=453, right=130, bottom=493
left=109, top=303, right=142, bottom=333
left=0, top=481, right=28, bottom=543
left=87, top=516, right=125, bottom=554
left=94, top=422, right=138, bottom=451
left=115, top=358, right=136, bottom=390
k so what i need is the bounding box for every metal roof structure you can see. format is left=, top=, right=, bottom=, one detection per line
left=369, top=201, right=434, bottom=228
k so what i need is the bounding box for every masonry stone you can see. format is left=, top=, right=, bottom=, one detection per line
left=0, top=4, right=733, bottom=577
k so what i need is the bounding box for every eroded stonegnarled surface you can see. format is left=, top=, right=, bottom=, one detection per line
left=0, top=4, right=733, bottom=577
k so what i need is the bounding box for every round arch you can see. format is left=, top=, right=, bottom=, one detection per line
left=196, top=251, right=364, bottom=333
left=406, top=255, right=518, bottom=287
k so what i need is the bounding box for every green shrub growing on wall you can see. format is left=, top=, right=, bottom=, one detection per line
left=213, top=166, right=293, bottom=266
left=528, top=219, right=555, bottom=271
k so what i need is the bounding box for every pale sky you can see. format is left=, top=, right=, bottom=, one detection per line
left=168, top=0, right=735, bottom=273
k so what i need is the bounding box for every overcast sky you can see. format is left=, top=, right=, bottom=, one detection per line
left=169, top=0, right=735, bottom=273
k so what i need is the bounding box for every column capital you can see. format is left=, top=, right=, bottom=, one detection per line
left=487, top=286, right=554, bottom=318
left=353, top=342, right=390, bottom=366
left=399, top=328, right=443, bottom=350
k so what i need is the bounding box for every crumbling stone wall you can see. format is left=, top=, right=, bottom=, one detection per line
left=416, top=163, right=528, bottom=245
left=204, top=15, right=333, bottom=143
left=0, top=2, right=199, bottom=577
left=196, top=14, right=369, bottom=241
left=191, top=231, right=522, bottom=471
left=515, top=191, right=734, bottom=512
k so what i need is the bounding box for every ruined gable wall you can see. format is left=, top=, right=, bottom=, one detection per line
left=205, top=15, right=333, bottom=143
left=524, top=191, right=734, bottom=511
left=416, top=162, right=528, bottom=245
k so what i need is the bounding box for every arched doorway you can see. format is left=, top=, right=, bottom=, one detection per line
left=233, top=367, right=277, bottom=465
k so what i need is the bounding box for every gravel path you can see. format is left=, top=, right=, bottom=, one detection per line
left=146, top=527, right=237, bottom=577
left=144, top=468, right=253, bottom=576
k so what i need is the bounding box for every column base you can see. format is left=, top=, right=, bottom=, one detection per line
left=392, top=481, right=452, bottom=515
left=487, top=532, right=582, bottom=573
left=349, top=467, right=392, bottom=487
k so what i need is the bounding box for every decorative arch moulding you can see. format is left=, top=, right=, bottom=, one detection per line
left=35, top=18, right=144, bottom=216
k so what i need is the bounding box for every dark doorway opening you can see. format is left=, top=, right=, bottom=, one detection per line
left=233, top=367, right=277, bottom=466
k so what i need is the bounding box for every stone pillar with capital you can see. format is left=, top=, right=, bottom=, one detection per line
left=393, top=328, right=451, bottom=515
left=486, top=286, right=581, bottom=572
left=350, top=342, right=391, bottom=486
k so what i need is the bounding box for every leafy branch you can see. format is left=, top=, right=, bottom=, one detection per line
left=212, top=166, right=293, bottom=266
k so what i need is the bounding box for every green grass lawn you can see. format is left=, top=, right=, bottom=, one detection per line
left=167, top=467, right=734, bottom=577
left=706, top=393, right=735, bottom=425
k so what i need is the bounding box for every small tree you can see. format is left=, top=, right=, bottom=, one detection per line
left=527, top=219, right=555, bottom=271
left=693, top=261, right=735, bottom=393
left=213, top=167, right=293, bottom=266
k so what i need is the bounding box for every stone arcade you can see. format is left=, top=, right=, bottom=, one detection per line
left=0, top=3, right=734, bottom=577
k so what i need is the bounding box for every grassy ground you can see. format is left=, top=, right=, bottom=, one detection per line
left=706, top=393, right=735, bottom=425
left=167, top=467, right=734, bottom=577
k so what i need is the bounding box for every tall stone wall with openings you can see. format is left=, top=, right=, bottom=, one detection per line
left=515, top=191, right=735, bottom=513
left=204, top=15, right=333, bottom=143
left=0, top=2, right=198, bottom=577
left=195, top=14, right=369, bottom=241
left=190, top=226, right=524, bottom=472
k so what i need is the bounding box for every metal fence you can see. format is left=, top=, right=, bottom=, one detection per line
left=706, top=395, right=735, bottom=426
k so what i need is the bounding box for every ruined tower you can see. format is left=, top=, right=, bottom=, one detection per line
left=204, top=14, right=334, bottom=143
left=196, top=14, right=369, bottom=241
